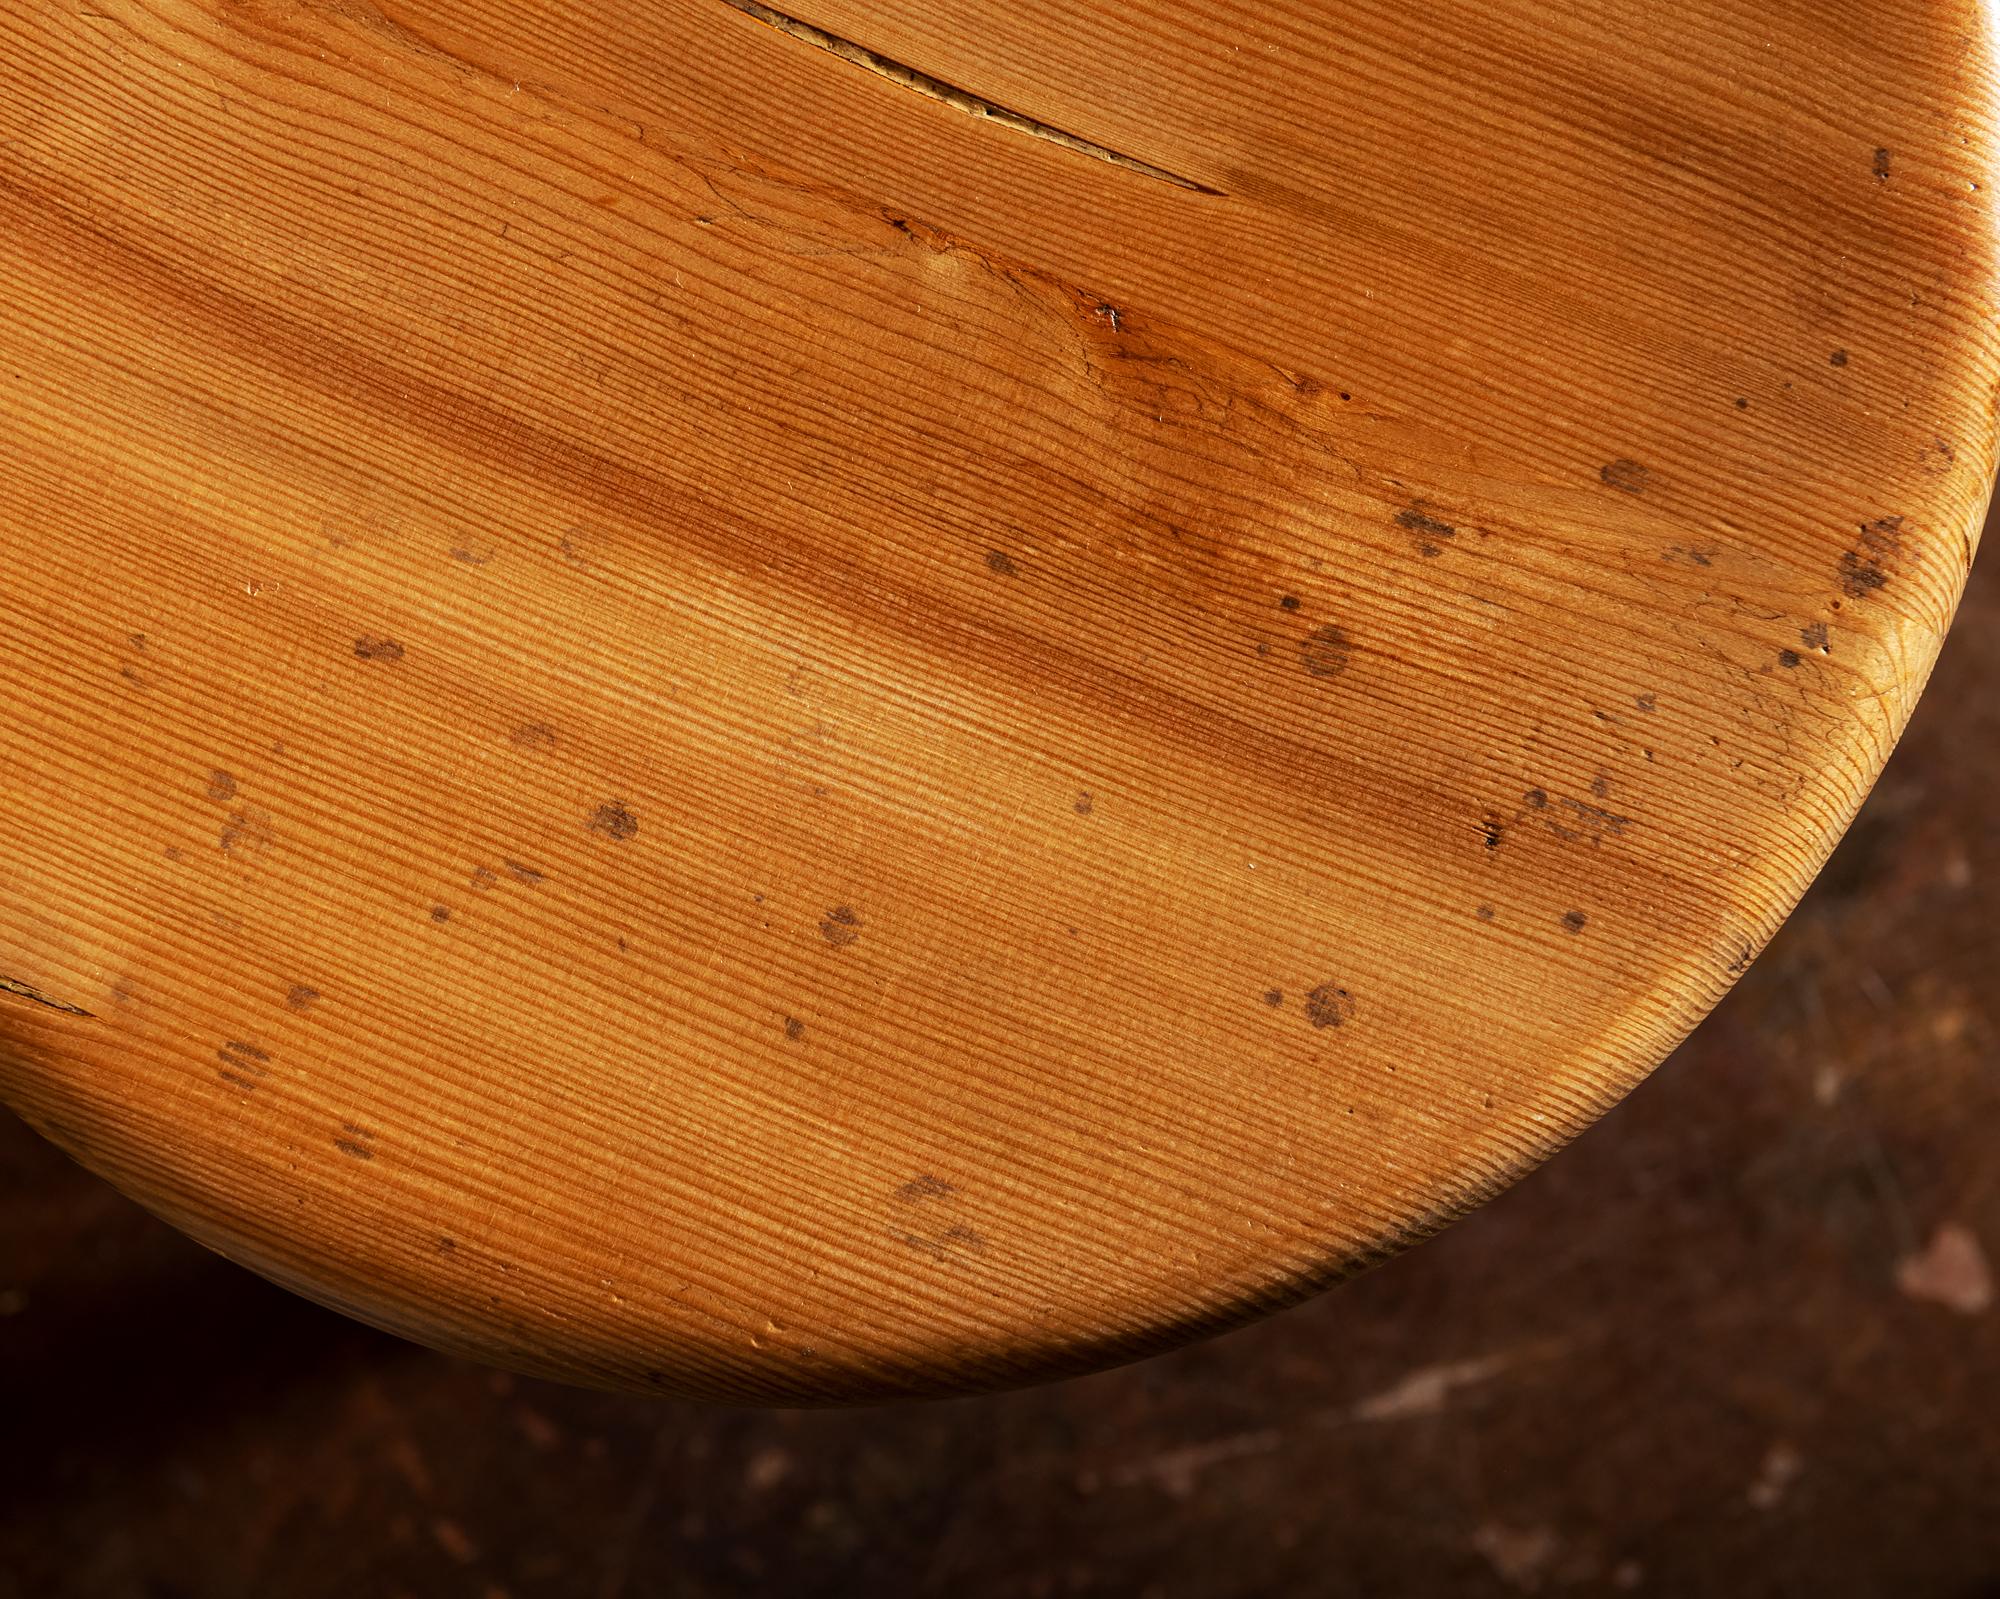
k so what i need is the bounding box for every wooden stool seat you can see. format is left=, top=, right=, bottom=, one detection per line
left=0, top=0, right=1992, bottom=1400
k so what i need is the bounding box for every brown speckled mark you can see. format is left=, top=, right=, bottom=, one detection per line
left=1801, top=621, right=1831, bottom=654
left=1278, top=594, right=1301, bottom=611
left=450, top=546, right=493, bottom=565
left=216, top=1039, right=270, bottom=1089
left=503, top=860, right=545, bottom=885
left=557, top=525, right=602, bottom=571
left=1840, top=516, right=1902, bottom=597
left=1073, top=791, right=1094, bottom=816
left=984, top=549, right=1019, bottom=577
left=893, top=1223, right=987, bottom=1261
left=470, top=866, right=500, bottom=890
left=1562, top=910, right=1589, bottom=934
left=285, top=985, right=320, bottom=1011
left=1305, top=983, right=1356, bottom=1028
left=783, top=1016, right=806, bottom=1042
left=1476, top=905, right=1496, bottom=922
left=1874, top=146, right=1892, bottom=180
left=1520, top=785, right=1630, bottom=847
left=897, top=1174, right=954, bottom=1202
left=589, top=802, right=639, bottom=841
left=1299, top=624, right=1352, bottom=679
left=206, top=769, right=237, bottom=803
left=510, top=723, right=558, bottom=750
left=429, top=904, right=452, bottom=923
left=1830, top=349, right=1850, bottom=367
left=820, top=906, right=861, bottom=947
left=1396, top=505, right=1457, bottom=557
left=1600, top=459, right=1650, bottom=494
left=1262, top=987, right=1284, bottom=1008
left=353, top=635, right=405, bottom=662
left=218, top=810, right=274, bottom=856
left=334, top=1129, right=376, bottom=1160
left=1778, top=649, right=1803, bottom=669
left=1548, top=799, right=1630, bottom=845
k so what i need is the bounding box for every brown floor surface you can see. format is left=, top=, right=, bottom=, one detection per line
left=4, top=514, right=1997, bottom=1598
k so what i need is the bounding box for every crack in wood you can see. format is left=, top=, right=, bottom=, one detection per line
left=0, top=976, right=94, bottom=1018
left=717, top=0, right=1220, bottom=195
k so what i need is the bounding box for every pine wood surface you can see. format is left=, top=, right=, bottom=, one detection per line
left=0, top=0, right=1993, bottom=1401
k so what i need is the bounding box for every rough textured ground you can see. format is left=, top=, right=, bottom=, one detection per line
left=3, top=517, right=1995, bottom=1597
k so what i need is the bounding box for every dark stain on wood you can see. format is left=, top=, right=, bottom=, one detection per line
left=1840, top=517, right=1902, bottom=597
left=1600, top=459, right=1650, bottom=493
left=1305, top=983, right=1356, bottom=1028
left=589, top=802, right=639, bottom=841
left=1299, top=624, right=1352, bottom=679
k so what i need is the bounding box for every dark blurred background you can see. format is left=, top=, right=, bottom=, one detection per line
left=4, top=521, right=1996, bottom=1598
